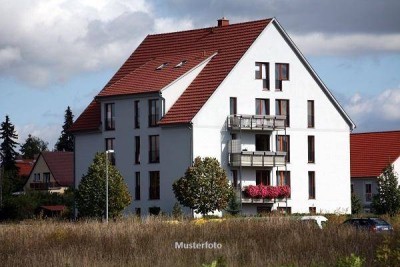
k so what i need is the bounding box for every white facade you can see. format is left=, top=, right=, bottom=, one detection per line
left=74, top=19, right=354, bottom=216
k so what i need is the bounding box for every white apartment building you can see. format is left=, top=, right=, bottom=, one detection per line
left=71, top=18, right=355, bottom=216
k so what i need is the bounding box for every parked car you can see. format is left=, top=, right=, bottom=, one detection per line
left=300, top=215, right=328, bottom=229
left=342, top=218, right=393, bottom=232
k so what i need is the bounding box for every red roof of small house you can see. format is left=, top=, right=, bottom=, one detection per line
left=40, top=205, right=66, bottom=212
left=16, top=159, right=35, bottom=177
left=41, top=152, right=74, bottom=187
left=351, top=130, right=400, bottom=178
left=70, top=18, right=272, bottom=131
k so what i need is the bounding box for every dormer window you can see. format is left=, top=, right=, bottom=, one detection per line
left=175, top=60, right=187, bottom=68
left=156, top=62, right=169, bottom=70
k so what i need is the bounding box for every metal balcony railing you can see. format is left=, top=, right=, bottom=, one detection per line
left=227, top=115, right=286, bottom=131
left=229, top=151, right=287, bottom=167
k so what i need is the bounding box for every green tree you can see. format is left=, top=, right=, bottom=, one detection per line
left=0, top=115, right=19, bottom=172
left=76, top=152, right=131, bottom=218
left=172, top=157, right=231, bottom=216
left=372, top=164, right=400, bottom=217
left=55, top=106, right=74, bottom=152
left=20, top=134, right=48, bottom=159
left=351, top=193, right=363, bottom=214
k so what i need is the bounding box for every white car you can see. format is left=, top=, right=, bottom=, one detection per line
left=300, top=215, right=328, bottom=229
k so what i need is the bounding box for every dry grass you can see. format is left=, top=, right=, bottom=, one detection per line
left=0, top=216, right=392, bottom=267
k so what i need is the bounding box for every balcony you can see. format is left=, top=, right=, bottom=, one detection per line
left=227, top=115, right=286, bottom=131
left=229, top=151, right=286, bottom=167
left=30, top=182, right=59, bottom=190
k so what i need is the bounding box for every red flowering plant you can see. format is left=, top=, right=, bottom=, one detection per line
left=266, top=186, right=280, bottom=199
left=258, top=184, right=268, bottom=198
left=278, top=185, right=291, bottom=198
left=245, top=185, right=260, bottom=198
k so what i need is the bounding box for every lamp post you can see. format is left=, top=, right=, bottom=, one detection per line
left=105, top=150, right=114, bottom=223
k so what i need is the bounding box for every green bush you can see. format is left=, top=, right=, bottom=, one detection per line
left=336, top=253, right=365, bottom=267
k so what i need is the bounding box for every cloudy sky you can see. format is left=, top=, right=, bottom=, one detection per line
left=0, top=0, right=399, bottom=149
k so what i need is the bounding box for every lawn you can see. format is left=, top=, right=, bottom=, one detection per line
left=0, top=215, right=398, bottom=267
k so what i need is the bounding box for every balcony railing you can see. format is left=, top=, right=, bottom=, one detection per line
left=227, top=115, right=286, bottom=131
left=229, top=151, right=286, bottom=167
left=30, top=182, right=59, bottom=190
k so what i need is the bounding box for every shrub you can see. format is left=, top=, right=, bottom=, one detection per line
left=336, top=254, right=365, bottom=267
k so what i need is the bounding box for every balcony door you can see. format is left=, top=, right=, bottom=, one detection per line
left=256, top=134, right=270, bottom=151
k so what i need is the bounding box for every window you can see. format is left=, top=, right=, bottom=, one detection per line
left=351, top=183, right=354, bottom=194
left=149, top=171, right=160, bottom=200
left=365, top=183, right=372, bottom=202
left=309, top=171, right=316, bottom=199
left=149, top=135, right=160, bottom=163
left=232, top=170, right=238, bottom=189
left=43, top=172, right=50, bottom=183
left=134, top=100, right=140, bottom=129
left=156, top=62, right=169, bottom=70
left=148, top=99, right=160, bottom=127
left=255, top=62, right=269, bottom=90
left=309, top=207, right=316, bottom=214
left=308, top=136, right=315, bottom=163
left=256, top=134, right=270, bottom=151
left=175, top=60, right=187, bottom=68
left=149, top=207, right=161, bottom=215
left=105, top=103, right=115, bottom=130
left=276, top=135, right=290, bottom=162
left=135, top=208, right=141, bottom=216
left=275, top=99, right=289, bottom=126
left=34, top=173, right=40, bottom=182
left=275, top=63, right=289, bottom=90
left=135, top=136, right=140, bottom=164
left=307, top=100, right=314, bottom=128
left=230, top=97, right=237, bottom=115
left=277, top=207, right=291, bottom=214
left=255, top=98, right=270, bottom=115
left=105, top=138, right=115, bottom=165
left=277, top=171, right=291, bottom=197
left=135, top=172, right=140, bottom=200
left=256, top=170, right=270, bottom=185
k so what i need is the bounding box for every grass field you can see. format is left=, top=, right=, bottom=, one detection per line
left=0, top=215, right=398, bottom=267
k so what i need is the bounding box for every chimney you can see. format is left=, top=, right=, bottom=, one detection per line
left=217, top=17, right=229, bottom=27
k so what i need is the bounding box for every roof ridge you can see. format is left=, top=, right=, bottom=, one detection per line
left=351, top=130, right=400, bottom=135
left=147, top=18, right=272, bottom=37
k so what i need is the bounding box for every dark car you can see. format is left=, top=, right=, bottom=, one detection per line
left=342, top=218, right=394, bottom=232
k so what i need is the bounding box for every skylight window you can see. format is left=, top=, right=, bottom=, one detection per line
left=156, top=62, right=169, bottom=70
left=174, top=60, right=187, bottom=68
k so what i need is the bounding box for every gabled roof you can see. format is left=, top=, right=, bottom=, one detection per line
left=351, top=130, right=400, bottom=178
left=27, top=151, right=74, bottom=187
left=16, top=159, right=35, bottom=177
left=71, top=17, right=355, bottom=131
left=71, top=19, right=272, bottom=131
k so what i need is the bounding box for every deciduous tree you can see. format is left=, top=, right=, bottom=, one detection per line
left=20, top=134, right=48, bottom=159
left=172, top=157, right=231, bottom=216
left=76, top=152, right=131, bottom=218
left=372, top=164, right=400, bottom=217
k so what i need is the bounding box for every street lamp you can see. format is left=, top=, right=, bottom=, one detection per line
left=105, top=150, right=114, bottom=223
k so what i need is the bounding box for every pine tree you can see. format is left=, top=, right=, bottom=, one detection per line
left=0, top=115, right=19, bottom=172
left=55, top=106, right=74, bottom=151
left=372, top=164, right=400, bottom=217
left=20, top=134, right=48, bottom=159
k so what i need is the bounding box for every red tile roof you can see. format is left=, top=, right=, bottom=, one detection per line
left=16, top=159, right=35, bottom=177
left=40, top=205, right=66, bottom=211
left=351, top=130, right=400, bottom=178
left=41, top=152, right=74, bottom=187
left=71, top=19, right=272, bottom=131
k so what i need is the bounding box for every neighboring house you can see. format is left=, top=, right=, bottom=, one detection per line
left=23, top=151, right=73, bottom=194
left=351, top=130, right=400, bottom=212
left=70, top=18, right=355, bottom=216
left=16, top=158, right=35, bottom=179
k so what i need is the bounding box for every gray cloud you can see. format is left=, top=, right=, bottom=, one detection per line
left=151, top=0, right=400, bottom=34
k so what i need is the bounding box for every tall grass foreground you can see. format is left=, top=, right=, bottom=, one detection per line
left=0, top=216, right=390, bottom=266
